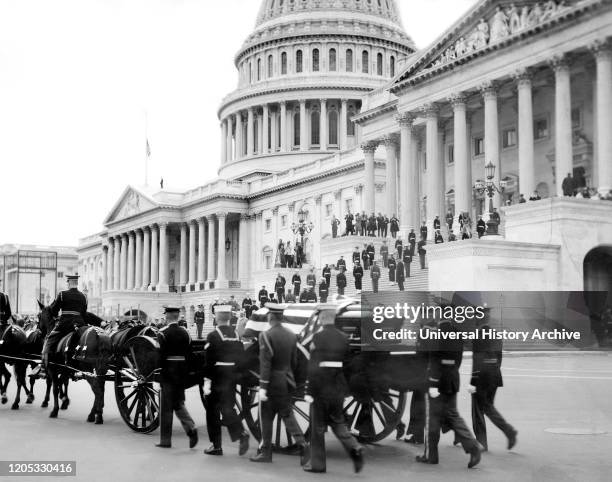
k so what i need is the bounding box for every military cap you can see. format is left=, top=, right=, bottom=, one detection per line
left=163, top=306, right=180, bottom=314
left=66, top=274, right=80, bottom=281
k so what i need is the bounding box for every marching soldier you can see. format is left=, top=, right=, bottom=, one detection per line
left=322, top=264, right=331, bottom=287
left=417, top=316, right=481, bottom=468
left=292, top=271, right=302, bottom=297
left=336, top=268, right=347, bottom=296
left=250, top=305, right=308, bottom=464
left=156, top=307, right=198, bottom=449
left=318, top=278, right=329, bottom=303
left=203, top=309, right=250, bottom=456
left=258, top=286, right=269, bottom=306
left=370, top=261, right=381, bottom=293
left=194, top=304, right=206, bottom=339
left=471, top=320, right=518, bottom=451
left=353, top=260, right=364, bottom=292
left=303, top=306, right=364, bottom=473
left=380, top=240, right=389, bottom=267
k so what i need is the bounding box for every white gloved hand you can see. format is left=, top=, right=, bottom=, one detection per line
left=259, top=388, right=268, bottom=402
left=468, top=386, right=476, bottom=395
left=428, top=387, right=440, bottom=399
left=304, top=395, right=314, bottom=404
left=203, top=378, right=212, bottom=396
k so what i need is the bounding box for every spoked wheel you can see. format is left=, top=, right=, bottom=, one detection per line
left=343, top=388, right=406, bottom=443
left=114, top=336, right=161, bottom=434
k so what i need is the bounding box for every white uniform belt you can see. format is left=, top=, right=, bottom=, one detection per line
left=215, top=362, right=235, bottom=366
left=441, top=359, right=455, bottom=365
left=483, top=359, right=498, bottom=364
left=319, top=361, right=343, bottom=368
left=62, top=311, right=81, bottom=316
left=166, top=356, right=185, bottom=361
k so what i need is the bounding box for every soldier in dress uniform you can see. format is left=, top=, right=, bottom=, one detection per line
left=420, top=222, right=428, bottom=242
left=367, top=243, right=375, bottom=267
left=202, top=308, right=250, bottom=456
left=275, top=274, right=286, bottom=303
left=388, top=255, right=397, bottom=284
left=353, top=261, right=364, bottom=292
left=195, top=304, right=206, bottom=339
left=301, top=286, right=317, bottom=303
left=418, top=239, right=427, bottom=270
left=380, top=240, right=389, bottom=267
left=292, top=271, right=302, bottom=297
left=345, top=210, right=354, bottom=236
left=416, top=316, right=481, bottom=468
left=402, top=248, right=412, bottom=278
left=242, top=294, right=254, bottom=319
left=306, top=268, right=317, bottom=289
left=250, top=305, right=308, bottom=464
left=156, top=307, right=198, bottom=449
left=477, top=216, right=487, bottom=238
left=41, top=275, right=87, bottom=366
left=318, top=278, right=329, bottom=303
left=395, top=237, right=403, bottom=260
left=390, top=215, right=400, bottom=238
left=322, top=265, right=331, bottom=287
left=337, top=256, right=346, bottom=272
left=408, top=229, right=417, bottom=256
left=370, top=261, right=381, bottom=293
left=336, top=268, right=347, bottom=296
left=352, top=247, right=360, bottom=267
left=433, top=216, right=441, bottom=231
left=361, top=244, right=369, bottom=271
left=258, top=286, right=269, bottom=306
left=303, top=306, right=364, bottom=474
left=470, top=319, right=517, bottom=451
left=396, top=259, right=405, bottom=291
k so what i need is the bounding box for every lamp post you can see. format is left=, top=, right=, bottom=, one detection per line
left=473, top=162, right=507, bottom=235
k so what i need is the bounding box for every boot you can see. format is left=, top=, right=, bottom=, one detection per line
left=468, top=445, right=482, bottom=469
left=204, top=445, right=223, bottom=456
left=238, top=432, right=250, bottom=456
left=188, top=429, right=198, bottom=449
left=249, top=447, right=272, bottom=463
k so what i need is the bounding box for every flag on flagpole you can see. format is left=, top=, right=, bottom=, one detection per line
left=146, top=138, right=151, bottom=159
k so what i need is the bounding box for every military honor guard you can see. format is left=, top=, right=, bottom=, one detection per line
left=258, top=286, right=269, bottom=306
left=433, top=215, right=441, bottom=231
left=242, top=294, right=254, bottom=318
left=353, top=260, right=364, bottom=292
left=336, top=268, right=347, bottom=296
left=250, top=305, right=308, bottom=464
left=194, top=304, right=206, bottom=339
left=408, top=229, right=417, bottom=256
left=420, top=221, right=428, bottom=241
left=402, top=248, right=412, bottom=278
left=361, top=244, right=370, bottom=270
left=395, top=237, right=403, bottom=260
left=370, top=261, right=381, bottom=293
left=274, top=273, right=286, bottom=303
left=336, top=255, right=346, bottom=271
left=303, top=306, right=364, bottom=473
left=306, top=268, right=317, bottom=288
left=318, top=278, right=329, bottom=303
left=322, top=264, right=331, bottom=287
left=380, top=240, right=389, bottom=267
left=203, top=306, right=250, bottom=456
left=418, top=239, right=427, bottom=270
left=300, top=286, right=317, bottom=303
left=292, top=271, right=302, bottom=297
left=388, top=255, right=397, bottom=284
left=156, top=307, right=198, bottom=449
left=396, top=258, right=405, bottom=291
left=352, top=247, right=360, bottom=266
left=477, top=216, right=487, bottom=238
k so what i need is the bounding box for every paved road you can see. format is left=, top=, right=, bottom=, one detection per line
left=1, top=354, right=612, bottom=482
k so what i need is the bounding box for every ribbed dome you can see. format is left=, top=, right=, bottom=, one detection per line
left=256, top=0, right=404, bottom=28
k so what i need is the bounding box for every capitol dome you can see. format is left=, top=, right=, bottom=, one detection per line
left=217, top=0, right=415, bottom=180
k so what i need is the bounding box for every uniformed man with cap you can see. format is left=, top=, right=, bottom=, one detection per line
left=194, top=304, right=205, bottom=339
left=336, top=268, right=347, bottom=296
left=41, top=275, right=87, bottom=367
left=370, top=261, right=381, bottom=293
left=258, top=286, right=269, bottom=306
left=250, top=304, right=308, bottom=464
left=353, top=260, right=364, bottom=292
left=336, top=256, right=346, bottom=271
left=242, top=294, right=254, bottom=318
left=156, top=306, right=198, bottom=449
left=202, top=305, right=250, bottom=456
left=303, top=305, right=364, bottom=473
left=318, top=278, right=329, bottom=303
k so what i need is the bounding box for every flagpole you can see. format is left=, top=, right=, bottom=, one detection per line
left=145, top=110, right=150, bottom=187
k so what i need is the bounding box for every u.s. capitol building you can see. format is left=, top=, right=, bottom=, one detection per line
left=78, top=0, right=612, bottom=320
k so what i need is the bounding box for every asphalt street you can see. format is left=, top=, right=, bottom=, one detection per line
left=1, top=354, right=611, bottom=482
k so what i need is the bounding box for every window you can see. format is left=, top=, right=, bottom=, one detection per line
left=571, top=107, right=582, bottom=129
left=263, top=247, right=273, bottom=270
left=328, top=109, right=338, bottom=145
left=281, top=52, right=287, bottom=74
left=312, top=48, right=319, bottom=71
left=265, top=219, right=272, bottom=231
left=281, top=215, right=288, bottom=228
left=329, top=48, right=337, bottom=71
left=257, top=58, right=262, bottom=81
left=293, top=111, right=300, bottom=146
left=345, top=199, right=353, bottom=212
left=390, top=55, right=395, bottom=77
left=534, top=118, right=549, bottom=140
left=57, top=271, right=64, bottom=279
left=346, top=49, right=353, bottom=72
left=296, top=50, right=303, bottom=73
left=448, top=144, right=454, bottom=165
left=325, top=204, right=333, bottom=217
left=362, top=50, right=369, bottom=73
left=377, top=53, right=383, bottom=75
left=474, top=137, right=484, bottom=156
left=502, top=128, right=517, bottom=148
left=311, top=110, right=320, bottom=145
left=267, top=55, right=273, bottom=77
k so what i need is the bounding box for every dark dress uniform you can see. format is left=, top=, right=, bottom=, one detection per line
left=242, top=297, right=254, bottom=318
left=300, top=289, right=317, bottom=303
left=157, top=322, right=196, bottom=447
left=405, top=324, right=432, bottom=444
left=367, top=244, right=375, bottom=265
left=275, top=277, right=286, bottom=303
left=396, top=261, right=405, bottom=291
left=361, top=249, right=369, bottom=270
left=370, top=264, right=381, bottom=293
left=388, top=257, right=396, bottom=283
left=292, top=274, right=302, bottom=297
left=336, top=272, right=347, bottom=296
left=477, top=219, right=487, bottom=238
left=353, top=264, right=364, bottom=291
left=390, top=216, right=399, bottom=238
left=418, top=321, right=480, bottom=466
left=258, top=289, right=269, bottom=306
left=403, top=250, right=412, bottom=278
left=433, top=217, right=441, bottom=231
left=418, top=240, right=427, bottom=269
left=0, top=292, right=12, bottom=324
left=395, top=239, right=403, bottom=259
left=352, top=250, right=360, bottom=266
left=471, top=325, right=517, bottom=451
left=319, top=282, right=329, bottom=303
left=380, top=244, right=389, bottom=267
left=322, top=266, right=331, bottom=287
left=204, top=326, right=247, bottom=451
left=336, top=257, right=346, bottom=271
left=420, top=225, right=428, bottom=241
left=42, top=287, right=88, bottom=359
left=304, top=325, right=362, bottom=472
left=408, top=231, right=417, bottom=256
left=254, top=322, right=306, bottom=461
left=194, top=309, right=205, bottom=339
left=306, top=273, right=317, bottom=288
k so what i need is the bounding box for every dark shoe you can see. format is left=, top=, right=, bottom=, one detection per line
left=249, top=451, right=272, bottom=463
left=395, top=422, right=406, bottom=440
left=303, top=464, right=326, bottom=473
left=204, top=445, right=223, bottom=456
left=507, top=429, right=518, bottom=450
left=403, top=434, right=423, bottom=445
left=415, top=454, right=438, bottom=465
left=468, top=446, right=482, bottom=469
left=238, top=432, right=250, bottom=456
left=188, top=429, right=198, bottom=449
left=350, top=447, right=364, bottom=474
left=299, top=443, right=310, bottom=467
left=155, top=443, right=171, bottom=448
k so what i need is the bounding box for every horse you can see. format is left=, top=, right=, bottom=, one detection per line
left=0, top=322, right=36, bottom=409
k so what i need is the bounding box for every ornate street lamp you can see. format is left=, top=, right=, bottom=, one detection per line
left=473, top=162, right=507, bottom=235
left=291, top=209, right=314, bottom=248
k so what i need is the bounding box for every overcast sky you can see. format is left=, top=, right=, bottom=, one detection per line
left=0, top=0, right=476, bottom=247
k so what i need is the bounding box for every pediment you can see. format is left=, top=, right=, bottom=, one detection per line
left=104, top=186, right=157, bottom=224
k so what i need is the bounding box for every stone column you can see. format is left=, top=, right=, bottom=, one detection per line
left=149, top=225, right=159, bottom=290
left=334, top=190, right=343, bottom=222
left=271, top=108, right=278, bottom=152
left=398, top=113, right=418, bottom=232
left=197, top=218, right=206, bottom=288
left=450, top=94, right=471, bottom=221
left=320, top=99, right=328, bottom=150
left=179, top=223, right=188, bottom=288
left=221, top=120, right=228, bottom=164
left=424, top=105, right=441, bottom=228
left=134, top=229, right=143, bottom=290
left=515, top=70, right=536, bottom=199
left=262, top=104, right=269, bottom=154
left=340, top=99, right=348, bottom=150
left=158, top=223, right=169, bottom=292
left=257, top=114, right=263, bottom=154
left=226, top=118, right=233, bottom=162
left=383, top=135, right=398, bottom=217
left=127, top=232, right=135, bottom=290
left=280, top=101, right=287, bottom=152
left=238, top=214, right=250, bottom=284
left=300, top=99, right=308, bottom=151
left=106, top=239, right=114, bottom=291
left=551, top=55, right=573, bottom=197
left=362, top=142, right=377, bottom=214
left=481, top=81, right=501, bottom=208
left=593, top=41, right=612, bottom=195
left=235, top=112, right=243, bottom=159
left=216, top=213, right=227, bottom=287
left=113, top=236, right=121, bottom=290
left=120, top=234, right=128, bottom=291
left=188, top=221, right=197, bottom=288
left=206, top=215, right=216, bottom=283
left=142, top=227, right=150, bottom=290
left=247, top=108, right=255, bottom=156
left=102, top=246, right=108, bottom=292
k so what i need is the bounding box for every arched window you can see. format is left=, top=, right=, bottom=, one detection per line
left=268, top=55, right=274, bottom=78
left=347, top=106, right=356, bottom=136
left=346, top=49, right=353, bottom=72
left=296, top=49, right=303, bottom=73
left=329, top=48, right=337, bottom=71
left=293, top=111, right=300, bottom=147
left=377, top=53, right=383, bottom=75
left=390, top=55, right=395, bottom=77
left=311, top=110, right=320, bottom=146
left=257, top=58, right=262, bottom=81
left=281, top=52, right=287, bottom=75
left=328, top=109, right=338, bottom=145
left=312, top=48, right=319, bottom=72
left=362, top=51, right=369, bottom=73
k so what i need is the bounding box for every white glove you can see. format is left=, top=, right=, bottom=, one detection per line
left=203, top=378, right=212, bottom=396
left=304, top=395, right=314, bottom=404
left=259, top=388, right=268, bottom=402
left=428, top=387, right=440, bottom=399
left=468, top=386, right=476, bottom=395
